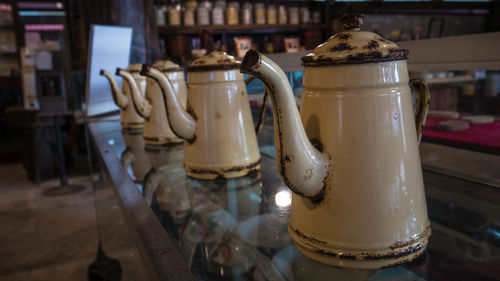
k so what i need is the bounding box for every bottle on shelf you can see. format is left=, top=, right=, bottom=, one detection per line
left=212, top=3, right=225, bottom=25
left=241, top=1, right=253, bottom=25
left=167, top=1, right=181, bottom=26
left=288, top=5, right=299, bottom=25
left=278, top=4, right=287, bottom=25
left=197, top=1, right=212, bottom=26
left=254, top=2, right=266, bottom=25
left=267, top=3, right=277, bottom=25
left=226, top=1, right=239, bottom=25
left=299, top=5, right=310, bottom=24
left=155, top=4, right=167, bottom=26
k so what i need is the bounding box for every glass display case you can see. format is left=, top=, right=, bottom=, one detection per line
left=88, top=32, right=499, bottom=280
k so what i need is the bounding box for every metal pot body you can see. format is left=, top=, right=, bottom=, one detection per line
left=289, top=60, right=430, bottom=269
left=184, top=70, right=261, bottom=179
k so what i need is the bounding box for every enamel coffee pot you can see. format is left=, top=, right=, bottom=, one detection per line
left=100, top=64, right=146, bottom=130
left=117, top=60, right=188, bottom=145
left=240, top=14, right=431, bottom=269
left=141, top=51, right=261, bottom=180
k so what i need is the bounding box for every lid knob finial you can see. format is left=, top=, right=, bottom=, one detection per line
left=339, top=14, right=365, bottom=31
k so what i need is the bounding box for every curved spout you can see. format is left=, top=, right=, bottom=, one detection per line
left=116, top=68, right=152, bottom=119
left=240, top=50, right=329, bottom=199
left=100, top=70, right=128, bottom=109
left=140, top=65, right=196, bottom=142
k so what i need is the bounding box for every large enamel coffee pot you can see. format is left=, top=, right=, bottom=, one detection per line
left=117, top=60, right=188, bottom=145
left=100, top=64, right=146, bottom=130
left=240, top=14, right=431, bottom=269
left=141, top=51, right=261, bottom=180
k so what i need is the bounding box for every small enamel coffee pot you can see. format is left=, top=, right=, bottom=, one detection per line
left=141, top=51, right=261, bottom=180
left=240, top=14, right=431, bottom=269
left=100, top=64, right=146, bottom=130
left=117, top=60, right=188, bottom=145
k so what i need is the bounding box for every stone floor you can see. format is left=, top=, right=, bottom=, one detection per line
left=0, top=164, right=148, bottom=281
left=0, top=164, right=97, bottom=281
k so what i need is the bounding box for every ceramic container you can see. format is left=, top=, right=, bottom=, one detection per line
left=100, top=64, right=146, bottom=130
left=240, top=14, right=431, bottom=269
left=141, top=51, right=261, bottom=180
left=117, top=60, right=187, bottom=146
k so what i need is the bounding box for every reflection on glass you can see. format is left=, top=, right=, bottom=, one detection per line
left=275, top=189, right=292, bottom=208
left=121, top=130, right=151, bottom=185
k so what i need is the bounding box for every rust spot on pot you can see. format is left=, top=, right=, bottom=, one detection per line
left=241, top=91, right=245, bottom=97
left=186, top=104, right=198, bottom=121
left=330, top=43, right=354, bottom=52
left=291, top=221, right=429, bottom=263
left=185, top=158, right=261, bottom=179
left=337, top=32, right=352, bottom=41
left=291, top=225, right=327, bottom=245
left=364, top=40, right=379, bottom=50
left=215, top=111, right=221, bottom=119
left=390, top=225, right=431, bottom=249
left=310, top=138, right=323, bottom=152
left=285, top=154, right=294, bottom=163
left=393, top=112, right=399, bottom=121
left=304, top=168, right=313, bottom=180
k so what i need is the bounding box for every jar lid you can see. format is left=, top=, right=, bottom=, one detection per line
left=187, top=51, right=241, bottom=72
left=126, top=63, right=143, bottom=72
left=301, top=14, right=408, bottom=66
left=153, top=60, right=183, bottom=72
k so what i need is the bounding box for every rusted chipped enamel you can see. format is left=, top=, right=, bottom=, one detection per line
left=184, top=158, right=261, bottom=180
left=290, top=223, right=431, bottom=268
left=187, top=51, right=241, bottom=72
left=241, top=19, right=431, bottom=268
left=143, top=53, right=261, bottom=180
left=302, top=14, right=407, bottom=66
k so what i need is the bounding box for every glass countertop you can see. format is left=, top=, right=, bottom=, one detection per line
left=90, top=117, right=500, bottom=281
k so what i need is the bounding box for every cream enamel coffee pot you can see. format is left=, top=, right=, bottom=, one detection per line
left=141, top=51, right=261, bottom=180
left=117, top=60, right=188, bottom=145
left=240, top=14, right=431, bottom=269
left=100, top=64, right=146, bottom=130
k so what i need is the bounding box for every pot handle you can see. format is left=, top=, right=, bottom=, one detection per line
left=410, top=78, right=430, bottom=143
left=245, top=75, right=269, bottom=134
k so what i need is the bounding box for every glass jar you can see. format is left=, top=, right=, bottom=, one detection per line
left=312, top=10, right=321, bottom=24
left=241, top=2, right=253, bottom=25
left=266, top=4, right=277, bottom=25
left=299, top=6, right=310, bottom=24
left=155, top=5, right=167, bottom=26
left=183, top=8, right=195, bottom=26
left=254, top=3, right=266, bottom=25
left=226, top=2, right=239, bottom=25
left=278, top=4, right=287, bottom=25
left=288, top=5, right=299, bottom=25
left=212, top=5, right=225, bottom=25
left=197, top=1, right=211, bottom=25
left=168, top=3, right=181, bottom=26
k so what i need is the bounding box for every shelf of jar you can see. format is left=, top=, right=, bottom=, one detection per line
left=158, top=23, right=325, bottom=35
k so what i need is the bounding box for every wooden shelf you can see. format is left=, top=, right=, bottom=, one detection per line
left=158, top=24, right=324, bottom=36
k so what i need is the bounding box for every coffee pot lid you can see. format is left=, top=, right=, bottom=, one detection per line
left=187, top=51, right=240, bottom=72
left=302, top=14, right=408, bottom=66
left=126, top=63, right=143, bottom=72
left=153, top=60, right=183, bottom=72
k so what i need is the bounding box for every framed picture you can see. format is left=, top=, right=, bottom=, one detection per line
left=284, top=37, right=300, bottom=53
left=234, top=37, right=252, bottom=57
